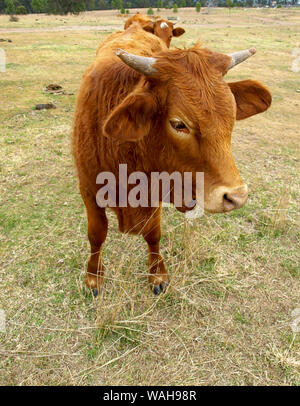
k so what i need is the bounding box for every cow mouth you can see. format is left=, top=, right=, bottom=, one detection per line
left=174, top=194, right=198, bottom=213
left=175, top=185, right=248, bottom=215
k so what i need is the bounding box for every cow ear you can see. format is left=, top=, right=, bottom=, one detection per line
left=103, top=91, right=157, bottom=142
left=172, top=27, right=185, bottom=37
left=228, top=79, right=272, bottom=120
left=142, top=20, right=154, bottom=33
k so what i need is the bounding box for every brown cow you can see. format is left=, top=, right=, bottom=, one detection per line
left=124, top=13, right=185, bottom=47
left=73, top=23, right=271, bottom=297
left=123, top=13, right=152, bottom=30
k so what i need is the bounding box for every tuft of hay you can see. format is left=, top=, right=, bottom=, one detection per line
left=9, top=15, right=19, bottom=22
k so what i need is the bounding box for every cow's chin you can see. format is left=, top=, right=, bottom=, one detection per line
left=172, top=200, right=229, bottom=215
left=171, top=192, right=224, bottom=215
left=175, top=205, right=192, bottom=213
left=203, top=197, right=225, bottom=214
left=204, top=205, right=225, bottom=214
left=174, top=199, right=198, bottom=213
left=172, top=197, right=221, bottom=216
left=169, top=183, right=248, bottom=216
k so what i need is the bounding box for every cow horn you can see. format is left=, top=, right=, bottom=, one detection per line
left=228, top=47, right=256, bottom=70
left=115, top=48, right=158, bottom=76
left=160, top=22, right=169, bottom=29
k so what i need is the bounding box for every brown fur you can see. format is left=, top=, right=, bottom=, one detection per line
left=73, top=24, right=272, bottom=293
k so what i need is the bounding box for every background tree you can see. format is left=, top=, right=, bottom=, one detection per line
left=31, top=0, right=46, bottom=12
left=5, top=0, right=16, bottom=14
left=16, top=4, right=28, bottom=12
left=111, top=0, right=122, bottom=9
left=46, top=0, right=85, bottom=14
left=20, top=0, right=33, bottom=12
left=196, top=1, right=201, bottom=12
left=97, top=0, right=107, bottom=9
left=226, top=0, right=233, bottom=12
left=173, top=2, right=177, bottom=12
left=84, top=0, right=95, bottom=10
left=147, top=6, right=153, bottom=14
left=0, top=0, right=6, bottom=13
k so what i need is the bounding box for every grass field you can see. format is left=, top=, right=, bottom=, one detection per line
left=0, top=7, right=299, bottom=386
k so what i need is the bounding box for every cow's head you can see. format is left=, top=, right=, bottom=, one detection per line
left=124, top=14, right=185, bottom=48
left=153, top=20, right=185, bottom=48
left=124, top=13, right=152, bottom=31
left=103, top=45, right=272, bottom=214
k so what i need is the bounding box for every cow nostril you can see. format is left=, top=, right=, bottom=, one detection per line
left=223, top=193, right=236, bottom=211
left=223, top=190, right=248, bottom=212
left=224, top=194, right=233, bottom=204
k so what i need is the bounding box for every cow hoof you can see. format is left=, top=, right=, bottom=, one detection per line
left=160, top=281, right=169, bottom=293
left=153, top=285, right=161, bottom=295
left=150, top=281, right=169, bottom=296
left=92, top=288, right=98, bottom=298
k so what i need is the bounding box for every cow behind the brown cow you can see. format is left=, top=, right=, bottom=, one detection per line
left=73, top=23, right=271, bottom=297
left=124, top=13, right=185, bottom=47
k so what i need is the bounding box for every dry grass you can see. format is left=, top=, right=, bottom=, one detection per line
left=0, top=8, right=299, bottom=386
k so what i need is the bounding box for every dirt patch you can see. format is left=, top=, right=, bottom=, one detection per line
left=35, top=103, right=56, bottom=110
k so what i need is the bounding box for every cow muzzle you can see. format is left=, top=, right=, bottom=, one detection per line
left=222, top=185, right=248, bottom=212
left=205, top=184, right=248, bottom=213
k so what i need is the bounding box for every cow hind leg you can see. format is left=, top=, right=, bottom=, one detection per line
left=81, top=190, right=108, bottom=297
left=142, top=221, right=169, bottom=296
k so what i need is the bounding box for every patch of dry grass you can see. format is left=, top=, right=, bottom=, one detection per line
left=0, top=8, right=299, bottom=386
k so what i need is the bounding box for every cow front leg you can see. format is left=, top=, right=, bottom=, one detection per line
left=143, top=225, right=169, bottom=296
left=81, top=189, right=108, bottom=297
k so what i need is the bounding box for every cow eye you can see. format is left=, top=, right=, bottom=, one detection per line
left=169, top=119, right=190, bottom=134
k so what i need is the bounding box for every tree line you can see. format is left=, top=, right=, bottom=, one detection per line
left=0, top=0, right=296, bottom=17
left=1, top=0, right=202, bottom=15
